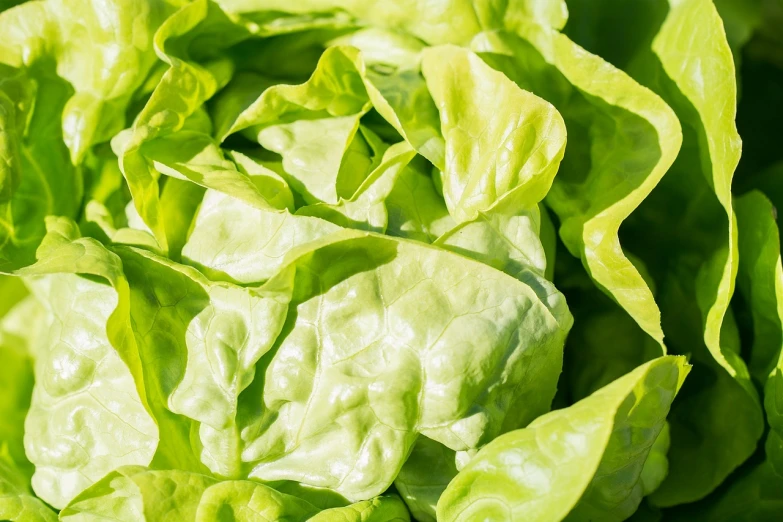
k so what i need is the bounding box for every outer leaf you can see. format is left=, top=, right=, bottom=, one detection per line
left=59, top=466, right=218, bottom=522
left=116, top=246, right=292, bottom=478
left=0, top=64, right=81, bottom=271
left=640, top=422, right=671, bottom=496
left=666, top=462, right=783, bottom=522
left=16, top=220, right=158, bottom=509
left=0, top=0, right=169, bottom=163
left=0, top=283, right=40, bottom=479
left=539, top=203, right=557, bottom=281
left=0, top=274, right=26, bottom=317
left=61, top=466, right=408, bottom=522
left=238, top=232, right=571, bottom=500
left=651, top=0, right=747, bottom=405
left=0, top=450, right=57, bottom=522
left=736, top=191, right=783, bottom=383
left=472, top=19, right=681, bottom=346
left=437, top=356, right=689, bottom=522
left=194, top=480, right=317, bottom=521
left=735, top=191, right=783, bottom=478
left=612, top=0, right=765, bottom=504
left=558, top=0, right=766, bottom=502
left=0, top=276, right=47, bottom=522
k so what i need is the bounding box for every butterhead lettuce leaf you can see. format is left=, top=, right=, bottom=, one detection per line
left=2, top=0, right=782, bottom=519
left=437, top=356, right=689, bottom=522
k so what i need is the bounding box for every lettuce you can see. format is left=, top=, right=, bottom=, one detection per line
left=0, top=0, right=781, bottom=520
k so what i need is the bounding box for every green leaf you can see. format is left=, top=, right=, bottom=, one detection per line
left=214, top=0, right=495, bottom=46
left=736, top=191, right=783, bottom=384
left=666, top=462, right=783, bottom=522
left=17, top=220, right=158, bottom=509
left=0, top=449, right=58, bottom=522
left=329, top=27, right=425, bottom=70
left=560, top=0, right=769, bottom=503
left=220, top=45, right=372, bottom=205
left=236, top=232, right=571, bottom=500
left=194, top=480, right=316, bottom=521
left=0, top=280, right=39, bottom=480
left=472, top=21, right=681, bottom=347
left=394, top=436, right=458, bottom=522
left=735, top=191, right=783, bottom=478
left=608, top=0, right=764, bottom=504
left=296, top=142, right=417, bottom=232
left=181, top=188, right=340, bottom=284
left=230, top=151, right=295, bottom=211
left=641, top=0, right=746, bottom=391
left=435, top=200, right=548, bottom=280
left=309, top=495, right=410, bottom=522
left=353, top=49, right=444, bottom=169
left=714, top=0, right=763, bottom=59
left=335, top=125, right=389, bottom=201
left=61, top=466, right=409, bottom=522
left=117, top=246, right=292, bottom=478
left=384, top=159, right=454, bottom=243
left=0, top=64, right=81, bottom=271
left=640, top=422, right=671, bottom=496
left=0, top=0, right=171, bottom=163
left=0, top=274, right=26, bottom=318
left=118, top=0, right=247, bottom=253
left=437, top=356, right=690, bottom=522
left=137, top=131, right=271, bottom=209
left=421, top=44, right=566, bottom=223
left=60, top=467, right=218, bottom=522
left=4, top=1, right=776, bottom=518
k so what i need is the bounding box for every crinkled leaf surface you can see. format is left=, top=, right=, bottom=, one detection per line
left=238, top=232, right=571, bottom=500
left=0, top=0, right=170, bottom=163
left=0, top=0, right=774, bottom=519
left=60, top=466, right=408, bottom=522
left=16, top=221, right=158, bottom=509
